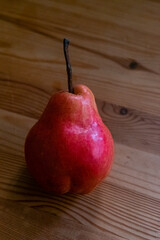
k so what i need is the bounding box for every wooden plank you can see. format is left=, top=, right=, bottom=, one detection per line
left=0, top=78, right=160, bottom=155
left=97, top=100, right=160, bottom=155
left=0, top=108, right=160, bottom=240
left=0, top=0, right=160, bottom=116
left=0, top=78, right=49, bottom=119
left=0, top=198, right=120, bottom=240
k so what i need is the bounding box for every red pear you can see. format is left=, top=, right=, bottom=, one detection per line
left=25, top=39, right=114, bottom=194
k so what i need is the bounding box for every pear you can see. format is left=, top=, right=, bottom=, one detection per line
left=25, top=39, right=114, bottom=194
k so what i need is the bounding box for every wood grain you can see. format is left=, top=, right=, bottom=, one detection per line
left=0, top=78, right=160, bottom=155
left=0, top=109, right=160, bottom=240
left=97, top=100, right=160, bottom=155
left=0, top=199, right=120, bottom=240
left=0, top=0, right=160, bottom=116
left=0, top=0, right=160, bottom=239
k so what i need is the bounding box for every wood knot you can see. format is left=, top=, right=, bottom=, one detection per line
left=120, top=107, right=128, bottom=115
left=129, top=61, right=138, bottom=69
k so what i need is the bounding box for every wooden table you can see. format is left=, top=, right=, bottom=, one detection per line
left=0, top=0, right=160, bottom=239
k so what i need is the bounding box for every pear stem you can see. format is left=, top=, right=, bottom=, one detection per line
left=63, top=38, right=74, bottom=93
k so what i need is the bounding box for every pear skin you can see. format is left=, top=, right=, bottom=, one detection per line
left=25, top=85, right=114, bottom=194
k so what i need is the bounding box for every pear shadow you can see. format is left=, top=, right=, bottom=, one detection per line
left=14, top=163, right=105, bottom=234
left=17, top=166, right=102, bottom=216
left=15, top=166, right=80, bottom=220
left=12, top=165, right=109, bottom=239
left=7, top=165, right=92, bottom=240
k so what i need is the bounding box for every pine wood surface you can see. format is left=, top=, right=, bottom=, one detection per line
left=0, top=0, right=160, bottom=239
